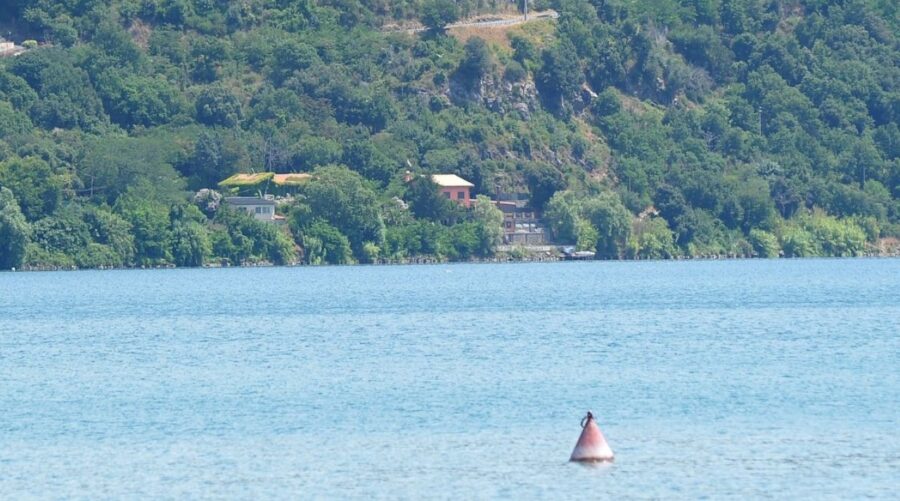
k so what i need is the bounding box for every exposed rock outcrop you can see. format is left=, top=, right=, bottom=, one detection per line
left=448, top=73, right=539, bottom=118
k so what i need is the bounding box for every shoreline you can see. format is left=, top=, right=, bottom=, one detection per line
left=8, top=251, right=900, bottom=273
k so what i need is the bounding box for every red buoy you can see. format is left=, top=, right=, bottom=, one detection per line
left=570, top=411, right=614, bottom=462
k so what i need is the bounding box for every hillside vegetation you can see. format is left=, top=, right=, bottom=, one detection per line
left=1, top=0, right=898, bottom=268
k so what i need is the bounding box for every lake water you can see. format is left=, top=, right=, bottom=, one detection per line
left=1, top=259, right=898, bottom=498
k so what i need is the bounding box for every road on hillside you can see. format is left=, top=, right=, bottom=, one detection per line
left=384, top=10, right=559, bottom=34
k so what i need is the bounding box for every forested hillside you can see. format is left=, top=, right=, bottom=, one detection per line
left=0, top=0, right=898, bottom=269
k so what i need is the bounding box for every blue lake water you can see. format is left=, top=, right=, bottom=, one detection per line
left=1, top=259, right=898, bottom=498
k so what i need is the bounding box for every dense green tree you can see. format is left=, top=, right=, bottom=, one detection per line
left=83, top=206, right=135, bottom=265
left=9, top=49, right=107, bottom=130
left=195, top=85, right=243, bottom=127
left=802, top=211, right=867, bottom=257
left=170, top=221, right=210, bottom=267
left=670, top=25, right=733, bottom=82
left=675, top=207, right=726, bottom=250
left=342, top=140, right=396, bottom=184
left=211, top=208, right=252, bottom=264
left=536, top=40, right=582, bottom=109
left=575, top=218, right=599, bottom=252
left=301, top=219, right=353, bottom=265
left=0, top=156, right=63, bottom=221
left=510, top=34, right=538, bottom=68
left=79, top=137, right=186, bottom=204
left=406, top=175, right=453, bottom=222
left=503, top=60, right=527, bottom=83
left=294, top=137, right=344, bottom=171
left=0, top=102, right=33, bottom=137
left=446, top=222, right=480, bottom=259
left=544, top=191, right=582, bottom=243
left=73, top=243, right=125, bottom=268
left=421, top=0, right=459, bottom=31
left=190, top=36, right=230, bottom=83
left=749, top=228, right=781, bottom=258
left=99, top=73, right=184, bottom=128
left=0, top=187, right=31, bottom=269
left=524, top=162, right=565, bottom=210
left=727, top=176, right=777, bottom=232
left=655, top=184, right=689, bottom=225
left=89, top=19, right=143, bottom=67
left=777, top=223, right=818, bottom=258
left=257, top=223, right=297, bottom=265
left=471, top=195, right=503, bottom=256
left=117, top=195, right=174, bottom=265
left=269, top=38, right=320, bottom=85
left=383, top=220, right=445, bottom=259
left=591, top=89, right=622, bottom=117
left=582, top=192, right=632, bottom=259
left=456, top=37, right=493, bottom=85
left=214, top=205, right=296, bottom=264
left=30, top=206, right=92, bottom=258
left=184, top=129, right=250, bottom=189
left=301, top=165, right=385, bottom=258
left=627, top=217, right=678, bottom=259
left=0, top=71, right=38, bottom=110
left=210, top=228, right=251, bottom=265
left=149, top=27, right=187, bottom=65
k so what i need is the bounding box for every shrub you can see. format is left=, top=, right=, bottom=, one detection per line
left=749, top=228, right=780, bottom=258
left=503, top=61, right=527, bottom=83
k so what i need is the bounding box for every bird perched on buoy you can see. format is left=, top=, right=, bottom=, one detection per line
left=570, top=411, right=614, bottom=462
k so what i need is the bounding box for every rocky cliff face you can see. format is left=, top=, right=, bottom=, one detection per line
left=447, top=71, right=604, bottom=119
left=448, top=73, right=539, bottom=118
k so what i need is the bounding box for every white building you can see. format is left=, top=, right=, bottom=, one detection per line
left=224, top=196, right=277, bottom=221
left=0, top=41, right=24, bottom=57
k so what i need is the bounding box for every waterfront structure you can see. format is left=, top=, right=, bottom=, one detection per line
left=494, top=195, right=546, bottom=244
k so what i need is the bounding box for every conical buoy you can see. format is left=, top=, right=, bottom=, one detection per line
left=570, top=411, right=614, bottom=462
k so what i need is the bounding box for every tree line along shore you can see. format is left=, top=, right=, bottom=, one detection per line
left=1, top=0, right=898, bottom=270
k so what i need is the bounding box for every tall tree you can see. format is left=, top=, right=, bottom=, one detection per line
left=421, top=0, right=459, bottom=31
left=0, top=187, right=31, bottom=269
left=302, top=165, right=385, bottom=259
left=472, top=195, right=503, bottom=256
left=0, top=156, right=63, bottom=221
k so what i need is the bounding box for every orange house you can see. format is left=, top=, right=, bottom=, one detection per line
left=431, top=174, right=474, bottom=207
